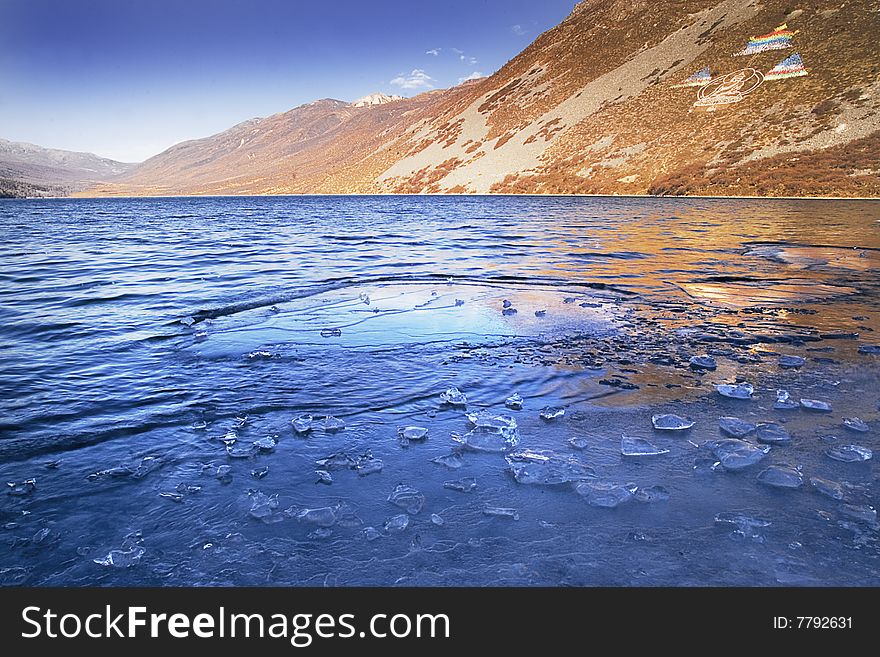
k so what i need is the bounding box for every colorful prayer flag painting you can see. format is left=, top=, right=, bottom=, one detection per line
left=672, top=66, right=713, bottom=88
left=735, top=24, right=798, bottom=56
left=694, top=68, right=765, bottom=110
left=764, top=53, right=808, bottom=80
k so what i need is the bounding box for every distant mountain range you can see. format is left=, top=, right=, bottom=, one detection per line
left=0, top=139, right=133, bottom=197
left=5, top=0, right=879, bottom=198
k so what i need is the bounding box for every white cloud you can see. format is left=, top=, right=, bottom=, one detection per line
left=451, top=47, right=464, bottom=55
left=459, top=54, right=466, bottom=61
left=390, top=69, right=435, bottom=90
left=458, top=71, right=484, bottom=84
left=511, top=24, right=526, bottom=36
left=425, top=48, right=440, bottom=56
left=468, top=56, right=478, bottom=65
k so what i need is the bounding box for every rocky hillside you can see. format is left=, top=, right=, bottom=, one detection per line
left=86, top=0, right=880, bottom=198
left=0, top=139, right=133, bottom=197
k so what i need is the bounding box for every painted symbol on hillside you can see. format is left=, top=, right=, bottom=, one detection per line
left=672, top=66, right=713, bottom=88
left=693, top=68, right=764, bottom=110
left=765, top=53, right=808, bottom=80
left=735, top=24, right=798, bottom=56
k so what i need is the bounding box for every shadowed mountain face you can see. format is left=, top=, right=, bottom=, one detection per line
left=0, top=139, right=134, bottom=197
left=86, top=0, right=879, bottom=198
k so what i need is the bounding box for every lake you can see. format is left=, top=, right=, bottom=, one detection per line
left=0, top=195, right=878, bottom=585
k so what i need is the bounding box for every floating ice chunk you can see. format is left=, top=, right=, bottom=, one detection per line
left=568, top=436, right=591, bottom=450
left=315, top=452, right=357, bottom=471
left=296, top=507, right=337, bottom=527
left=388, top=484, right=424, bottom=514
left=843, top=417, right=869, bottom=433
left=398, top=426, right=428, bottom=446
left=455, top=413, right=518, bottom=452
left=6, top=479, right=36, bottom=497
left=778, top=355, right=806, bottom=369
left=719, top=417, right=757, bottom=438
left=505, top=393, right=524, bottom=410
left=320, top=328, right=342, bottom=337
left=689, top=355, right=717, bottom=370
left=315, top=470, right=333, bottom=485
left=652, top=414, right=694, bottom=431
left=505, top=450, right=596, bottom=486
left=248, top=491, right=281, bottom=522
left=322, top=416, right=346, bottom=432
left=575, top=481, right=636, bottom=508
left=757, top=465, right=804, bottom=489
left=175, top=483, right=201, bottom=494
left=251, top=466, right=269, bottom=480
left=756, top=423, right=792, bottom=445
left=439, top=387, right=467, bottom=407
left=800, top=398, right=832, bottom=413
left=292, top=414, right=313, bottom=434
left=384, top=514, right=409, bottom=532
left=634, top=485, right=670, bottom=503
left=716, top=383, right=754, bottom=399
left=443, top=477, right=477, bottom=492
left=215, top=465, right=233, bottom=484
left=840, top=504, right=877, bottom=524
left=226, top=442, right=258, bottom=459
left=809, top=476, right=846, bottom=501
left=247, top=350, right=275, bottom=360
left=355, top=454, right=384, bottom=477
left=334, top=503, right=363, bottom=529
left=539, top=406, right=565, bottom=420
left=181, top=316, right=196, bottom=327
left=714, top=512, right=771, bottom=539
left=362, top=526, right=382, bottom=541
left=159, top=492, right=184, bottom=503
left=430, top=514, right=445, bottom=527
left=858, top=344, right=880, bottom=354
left=706, top=439, right=770, bottom=471
left=826, top=444, right=872, bottom=462
left=192, top=421, right=207, bottom=430
left=431, top=451, right=464, bottom=468
left=254, top=435, right=277, bottom=451
left=467, top=410, right=517, bottom=432
left=94, top=546, right=145, bottom=568
left=774, top=390, right=799, bottom=410
left=621, top=436, right=669, bottom=457
left=482, top=506, right=519, bottom=520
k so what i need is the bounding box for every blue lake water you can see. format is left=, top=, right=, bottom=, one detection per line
left=0, top=195, right=878, bottom=585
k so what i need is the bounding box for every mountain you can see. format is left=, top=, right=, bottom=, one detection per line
left=0, top=139, right=134, bottom=198
left=352, top=92, right=405, bottom=107
left=85, top=0, right=880, bottom=198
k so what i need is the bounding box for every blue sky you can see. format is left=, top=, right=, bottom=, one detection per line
left=0, top=0, right=576, bottom=162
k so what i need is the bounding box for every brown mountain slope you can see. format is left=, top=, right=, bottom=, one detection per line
left=86, top=0, right=880, bottom=198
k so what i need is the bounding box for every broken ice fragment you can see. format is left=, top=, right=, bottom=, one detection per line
left=158, top=492, right=184, bottom=503
left=439, top=386, right=467, bottom=407
left=251, top=466, right=269, bottom=480
left=714, top=512, right=771, bottom=539
left=843, top=417, right=869, bottom=433
left=778, top=355, right=806, bottom=369
left=398, top=426, right=428, bottom=446
left=443, top=477, right=477, bottom=492
left=93, top=546, right=145, bottom=568
left=716, top=383, right=754, bottom=400
left=621, top=436, right=669, bottom=457
left=809, top=476, right=846, bottom=501
left=651, top=414, right=694, bottom=431
left=322, top=415, right=346, bottom=432
left=315, top=470, right=333, bottom=485
left=362, top=526, right=382, bottom=541
left=774, top=390, right=799, bottom=410
left=254, top=435, right=277, bottom=451
left=719, top=417, right=757, bottom=438
left=756, top=423, right=792, bottom=445
left=248, top=491, right=281, bottom=521
left=455, top=413, right=518, bottom=452
left=384, top=514, right=409, bottom=532
left=431, top=451, right=464, bottom=468
left=634, top=485, right=670, bottom=503
left=355, top=455, right=383, bottom=477
left=215, top=465, right=233, bottom=484
left=292, top=414, right=313, bottom=434
left=840, top=504, right=877, bottom=524
left=315, top=452, right=357, bottom=471
left=825, top=444, right=872, bottom=462
left=6, top=479, right=36, bottom=497
left=226, top=441, right=258, bottom=459
left=388, top=484, right=425, bottom=514
left=706, top=439, right=769, bottom=471
left=800, top=398, right=832, bottom=413
left=320, top=328, right=342, bottom=337
left=575, top=481, right=636, bottom=508
left=857, top=344, right=880, bottom=354
left=689, top=355, right=717, bottom=370
left=482, top=506, right=519, bottom=520
left=296, top=507, right=337, bottom=527
left=539, top=406, right=565, bottom=420
left=505, top=449, right=596, bottom=485
left=568, top=436, right=591, bottom=450
left=505, top=393, right=524, bottom=410
left=431, top=513, right=445, bottom=526
left=757, top=465, right=804, bottom=489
